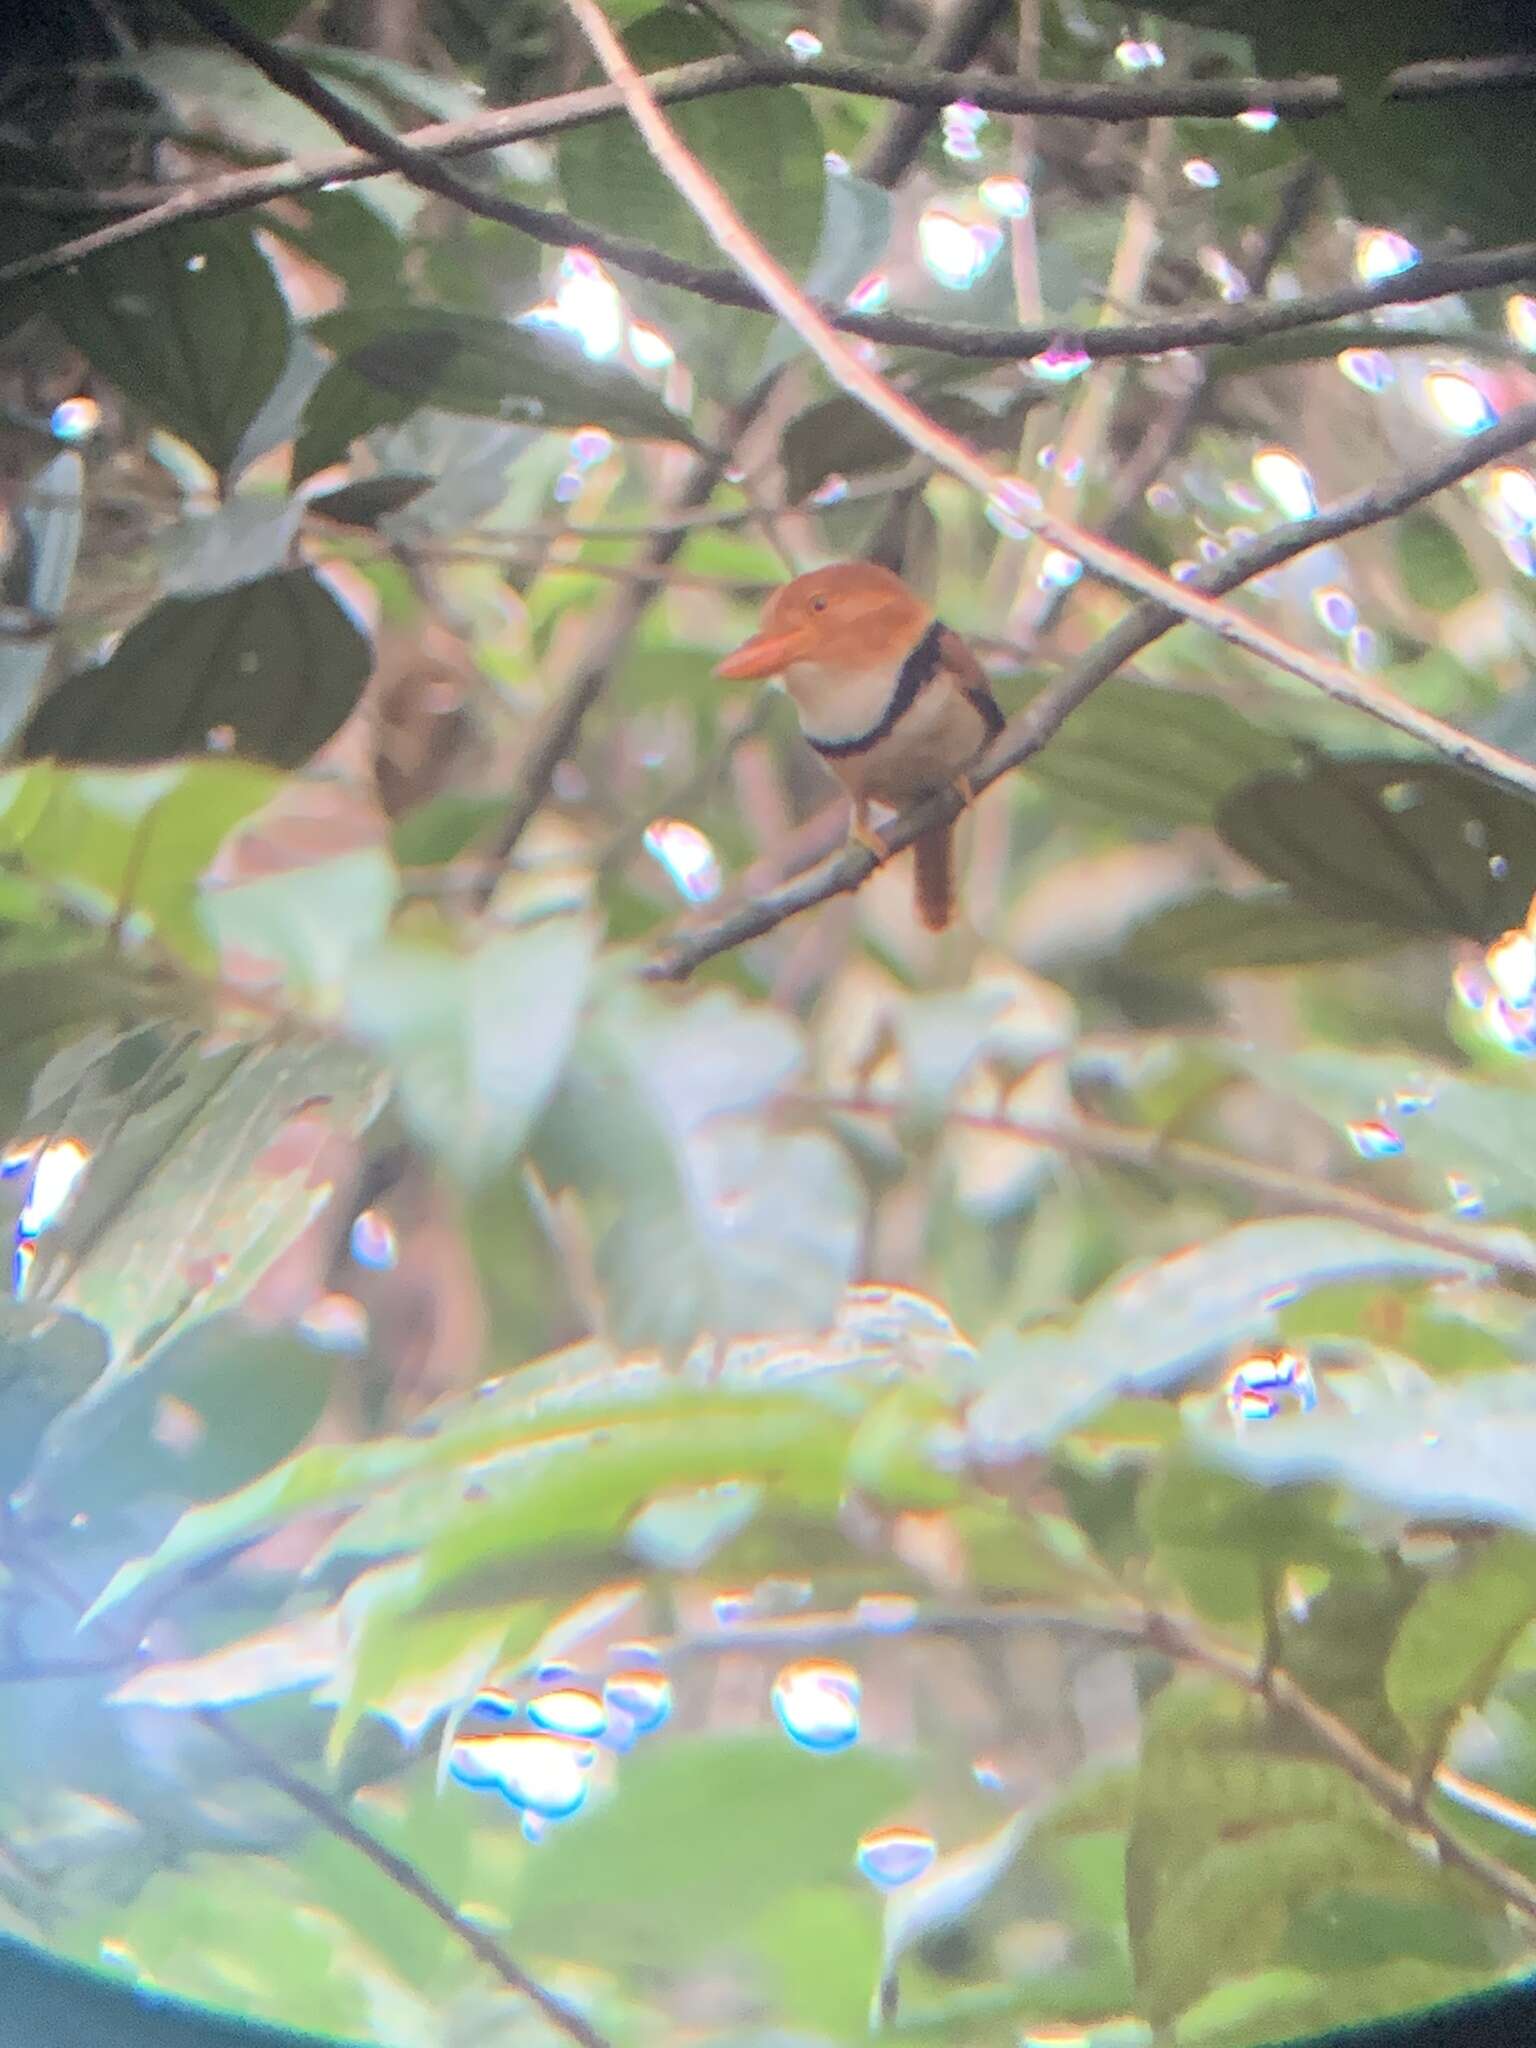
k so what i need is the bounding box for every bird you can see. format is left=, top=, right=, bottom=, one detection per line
left=714, top=561, right=1004, bottom=931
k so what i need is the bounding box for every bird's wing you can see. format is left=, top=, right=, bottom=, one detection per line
left=939, top=627, right=1005, bottom=741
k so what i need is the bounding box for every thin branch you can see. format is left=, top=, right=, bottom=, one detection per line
left=660, top=1595, right=1536, bottom=1921
left=543, top=2, right=1536, bottom=818
left=857, top=0, right=1008, bottom=190
left=812, top=1094, right=1536, bottom=1282
left=645, top=400, right=1536, bottom=977
left=200, top=1712, right=615, bottom=2048
left=7, top=90, right=1534, bottom=371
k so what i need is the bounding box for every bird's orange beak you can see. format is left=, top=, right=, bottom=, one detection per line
left=714, top=627, right=810, bottom=682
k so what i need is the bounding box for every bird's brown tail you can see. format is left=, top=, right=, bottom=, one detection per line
left=913, top=822, right=954, bottom=931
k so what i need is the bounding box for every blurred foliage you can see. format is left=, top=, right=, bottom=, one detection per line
left=2, top=1, right=1536, bottom=2046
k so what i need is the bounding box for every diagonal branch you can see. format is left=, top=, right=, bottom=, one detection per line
left=201, top=1713, right=614, bottom=2048
left=645, top=400, right=1536, bottom=977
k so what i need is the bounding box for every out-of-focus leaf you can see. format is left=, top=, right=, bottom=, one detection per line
left=781, top=392, right=1007, bottom=504
left=307, top=476, right=434, bottom=528
left=87, top=1287, right=970, bottom=1622
left=1122, top=888, right=1403, bottom=974
left=21, top=569, right=373, bottom=770
left=1172, top=1959, right=1494, bottom=2048
left=22, top=1029, right=386, bottom=1490
left=1395, top=511, right=1478, bottom=614
left=1216, top=756, right=1536, bottom=940
left=111, top=1607, right=344, bottom=1710
left=759, top=168, right=890, bottom=381
left=1196, top=1366, right=1536, bottom=1532
left=1384, top=1532, right=1536, bottom=1769
left=1028, top=680, right=1294, bottom=830
left=1235, top=1045, right=1536, bottom=1221
left=297, top=305, right=694, bottom=480
left=880, top=1810, right=1029, bottom=1991
left=44, top=222, right=291, bottom=479
left=968, top=1219, right=1485, bottom=1462
left=203, top=847, right=398, bottom=1005
left=506, top=1736, right=910, bottom=1969
left=534, top=982, right=861, bottom=1354
left=559, top=10, right=821, bottom=396
left=11, top=762, right=283, bottom=969
left=346, top=913, right=595, bottom=1184
left=1141, top=1457, right=1358, bottom=1627
left=157, top=498, right=302, bottom=598
left=0, top=1302, right=108, bottom=1494
left=0, top=452, right=83, bottom=748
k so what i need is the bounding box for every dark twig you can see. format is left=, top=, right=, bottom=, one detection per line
left=857, top=0, right=1008, bottom=190
left=200, top=1712, right=615, bottom=2048
left=647, top=401, right=1536, bottom=976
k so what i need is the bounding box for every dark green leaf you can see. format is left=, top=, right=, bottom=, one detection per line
left=781, top=393, right=1008, bottom=504
left=0, top=1302, right=108, bottom=1494
left=0, top=451, right=84, bottom=747
left=302, top=305, right=695, bottom=475
left=307, top=476, right=434, bottom=527
left=45, top=222, right=291, bottom=479
left=1396, top=510, right=1479, bottom=613
left=21, top=569, right=373, bottom=770
left=1030, top=679, right=1295, bottom=830
left=1217, top=754, right=1536, bottom=939
left=1122, top=887, right=1404, bottom=975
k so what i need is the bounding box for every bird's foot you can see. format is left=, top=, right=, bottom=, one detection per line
left=848, top=811, right=893, bottom=863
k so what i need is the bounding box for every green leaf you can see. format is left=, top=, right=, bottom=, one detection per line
left=10, top=761, right=282, bottom=969
left=1122, top=888, right=1403, bottom=975
left=1141, top=1456, right=1357, bottom=1626
left=1028, top=680, right=1294, bottom=830
left=44, top=222, right=291, bottom=479
left=21, top=569, right=373, bottom=771
left=21, top=1028, right=386, bottom=1492
left=780, top=392, right=1008, bottom=504
left=506, top=1736, right=910, bottom=1970
left=1385, top=1531, right=1536, bottom=1767
left=307, top=476, right=434, bottom=528
left=1216, top=755, right=1536, bottom=940
left=1197, top=1366, right=1536, bottom=1533
left=203, top=848, right=398, bottom=1003
left=346, top=913, right=595, bottom=1184
left=558, top=9, right=821, bottom=395
left=1395, top=511, right=1478, bottom=614
left=0, top=452, right=84, bottom=748
left=1235, top=1045, right=1536, bottom=1222
left=299, top=304, right=694, bottom=479
left=0, top=1302, right=109, bottom=1495
left=968, top=1218, right=1483, bottom=1461
left=534, top=982, right=861, bottom=1354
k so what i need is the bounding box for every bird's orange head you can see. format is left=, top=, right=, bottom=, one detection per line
left=714, top=562, right=930, bottom=682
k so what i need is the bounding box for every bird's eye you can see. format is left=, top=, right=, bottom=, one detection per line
left=810, top=594, right=829, bottom=612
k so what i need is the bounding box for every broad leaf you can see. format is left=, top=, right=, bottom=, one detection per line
left=1122, top=888, right=1403, bottom=975
left=44, top=222, right=291, bottom=480
left=346, top=913, right=596, bottom=1184
left=1217, top=756, right=1536, bottom=940
left=534, top=982, right=861, bottom=1354
left=968, top=1219, right=1486, bottom=1461
left=21, top=569, right=373, bottom=770
left=297, top=304, right=694, bottom=481
left=1197, top=1366, right=1536, bottom=1533
left=1384, top=1532, right=1536, bottom=1769
left=781, top=393, right=1010, bottom=505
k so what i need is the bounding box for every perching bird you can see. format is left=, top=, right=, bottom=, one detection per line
left=715, top=562, right=1004, bottom=931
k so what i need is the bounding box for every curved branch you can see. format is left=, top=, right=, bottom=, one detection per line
left=646, top=400, right=1536, bottom=977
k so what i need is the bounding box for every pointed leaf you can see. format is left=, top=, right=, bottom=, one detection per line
left=44, top=222, right=291, bottom=479
left=1385, top=1531, right=1536, bottom=1769
left=21, top=569, right=373, bottom=770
